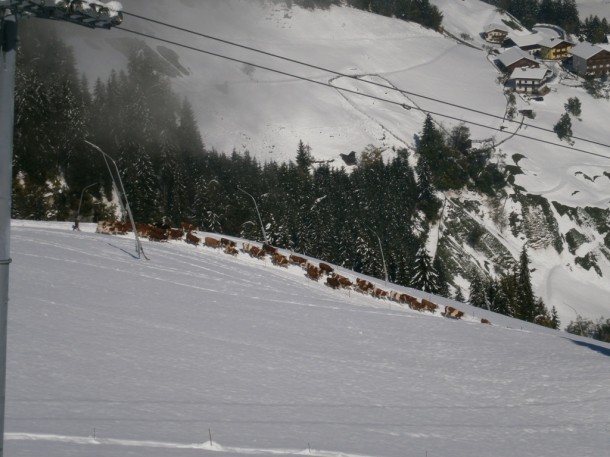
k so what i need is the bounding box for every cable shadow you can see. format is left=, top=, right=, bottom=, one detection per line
left=107, top=243, right=139, bottom=260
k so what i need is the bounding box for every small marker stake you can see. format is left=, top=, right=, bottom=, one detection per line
left=209, top=428, right=213, bottom=446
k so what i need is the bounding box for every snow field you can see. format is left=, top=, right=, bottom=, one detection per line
left=5, top=221, right=610, bottom=457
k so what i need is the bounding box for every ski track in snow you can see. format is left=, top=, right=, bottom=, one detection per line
left=6, top=433, right=375, bottom=457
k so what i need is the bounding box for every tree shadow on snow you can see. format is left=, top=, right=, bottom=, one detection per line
left=566, top=338, right=610, bottom=358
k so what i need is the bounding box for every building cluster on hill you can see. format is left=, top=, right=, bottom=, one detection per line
left=483, top=22, right=610, bottom=95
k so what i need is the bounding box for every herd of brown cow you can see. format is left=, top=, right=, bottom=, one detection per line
left=95, top=221, right=491, bottom=325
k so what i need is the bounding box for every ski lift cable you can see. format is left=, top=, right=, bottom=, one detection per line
left=117, top=26, right=610, bottom=161
left=120, top=10, right=610, bottom=151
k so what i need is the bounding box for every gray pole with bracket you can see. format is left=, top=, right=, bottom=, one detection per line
left=0, top=6, right=17, bottom=455
left=0, top=4, right=124, bottom=453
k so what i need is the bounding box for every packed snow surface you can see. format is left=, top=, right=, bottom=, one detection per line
left=5, top=221, right=610, bottom=457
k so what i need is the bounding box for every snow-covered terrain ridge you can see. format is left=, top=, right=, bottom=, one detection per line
left=6, top=221, right=610, bottom=457
left=50, top=0, right=610, bottom=323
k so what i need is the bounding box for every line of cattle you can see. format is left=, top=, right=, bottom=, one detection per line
left=96, top=221, right=491, bottom=325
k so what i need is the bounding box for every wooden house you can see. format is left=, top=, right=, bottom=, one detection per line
left=538, top=37, right=573, bottom=60
left=483, top=23, right=509, bottom=43
left=508, top=67, right=551, bottom=93
left=496, top=47, right=540, bottom=73
left=571, top=42, right=610, bottom=77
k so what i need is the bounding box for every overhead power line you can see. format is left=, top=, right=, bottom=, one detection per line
left=118, top=26, right=610, bottom=161
left=121, top=10, right=610, bottom=152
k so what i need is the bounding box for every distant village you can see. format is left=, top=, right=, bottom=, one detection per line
left=482, top=22, right=610, bottom=96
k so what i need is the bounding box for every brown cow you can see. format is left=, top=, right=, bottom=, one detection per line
left=135, top=222, right=152, bottom=237
left=224, top=245, right=239, bottom=256
left=272, top=253, right=289, bottom=267
left=388, top=291, right=402, bottom=303
left=289, top=254, right=307, bottom=266
left=221, top=237, right=237, bottom=248
left=148, top=226, right=169, bottom=242
left=332, top=273, right=352, bottom=288
left=399, top=293, right=418, bottom=305
left=355, top=278, right=374, bottom=294
left=99, top=221, right=129, bottom=235
left=443, top=306, right=465, bottom=319
left=326, top=275, right=341, bottom=289
left=319, top=262, right=334, bottom=275
left=409, top=300, right=426, bottom=311
left=305, top=262, right=322, bottom=280
left=373, top=288, right=388, bottom=299
left=249, top=246, right=266, bottom=258
left=481, top=318, right=492, bottom=325
left=168, top=228, right=184, bottom=240
left=422, top=299, right=438, bottom=313
left=186, top=231, right=200, bottom=246
left=180, top=222, right=197, bottom=232
left=205, top=237, right=222, bottom=248
left=262, top=243, right=278, bottom=255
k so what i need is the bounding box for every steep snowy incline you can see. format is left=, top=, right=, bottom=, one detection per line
left=5, top=222, right=610, bottom=457
left=59, top=0, right=507, bottom=161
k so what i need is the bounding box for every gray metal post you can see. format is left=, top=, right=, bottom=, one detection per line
left=84, top=141, right=146, bottom=259
left=76, top=182, right=97, bottom=223
left=368, top=226, right=388, bottom=286
left=237, top=187, right=268, bottom=243
left=0, top=7, right=17, bottom=457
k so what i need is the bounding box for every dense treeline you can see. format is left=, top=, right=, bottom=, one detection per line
left=468, top=246, right=560, bottom=329
left=580, top=15, right=610, bottom=44
left=13, top=20, right=559, bottom=328
left=565, top=316, right=610, bottom=342
left=292, top=0, right=443, bottom=30
left=481, top=0, right=579, bottom=34
left=483, top=0, right=610, bottom=43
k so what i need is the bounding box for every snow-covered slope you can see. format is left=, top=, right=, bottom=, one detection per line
left=46, top=1, right=610, bottom=322
left=5, top=221, right=610, bottom=457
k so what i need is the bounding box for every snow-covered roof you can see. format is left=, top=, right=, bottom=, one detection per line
left=509, top=67, right=549, bottom=81
left=571, top=42, right=606, bottom=60
left=538, top=37, right=573, bottom=49
left=484, top=23, right=509, bottom=33
left=505, top=33, right=543, bottom=48
left=497, top=47, right=538, bottom=67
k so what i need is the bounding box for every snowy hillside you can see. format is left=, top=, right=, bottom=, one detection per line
left=43, top=1, right=610, bottom=323
left=5, top=221, right=610, bottom=457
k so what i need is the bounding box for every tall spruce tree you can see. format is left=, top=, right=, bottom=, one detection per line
left=516, top=245, right=537, bottom=322
left=469, top=269, right=488, bottom=309
left=411, top=244, right=439, bottom=293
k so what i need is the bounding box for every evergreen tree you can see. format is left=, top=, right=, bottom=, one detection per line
left=410, top=244, right=439, bottom=293
left=564, top=97, right=582, bottom=118
left=553, top=113, right=573, bottom=141
left=550, top=306, right=560, bottom=329
left=295, top=140, right=314, bottom=172
left=516, top=245, right=537, bottom=322
left=454, top=287, right=465, bottom=302
left=433, top=256, right=450, bottom=298
left=415, top=155, right=440, bottom=221
left=469, top=269, right=488, bottom=309
left=489, top=278, right=511, bottom=315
